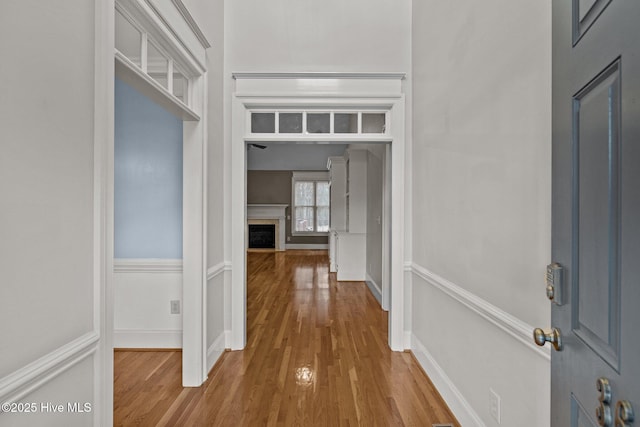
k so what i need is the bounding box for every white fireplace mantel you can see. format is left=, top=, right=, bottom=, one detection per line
left=247, top=204, right=288, bottom=251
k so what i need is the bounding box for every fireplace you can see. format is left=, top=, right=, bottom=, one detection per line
left=247, top=204, right=288, bottom=251
left=248, top=224, right=276, bottom=249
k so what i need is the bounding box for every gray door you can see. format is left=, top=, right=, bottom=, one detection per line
left=550, top=0, right=640, bottom=426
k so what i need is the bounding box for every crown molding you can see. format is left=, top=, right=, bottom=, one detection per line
left=171, top=0, right=211, bottom=48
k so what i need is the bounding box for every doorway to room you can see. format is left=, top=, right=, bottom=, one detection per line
left=229, top=73, right=407, bottom=352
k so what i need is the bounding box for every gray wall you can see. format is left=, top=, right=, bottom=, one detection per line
left=247, top=170, right=327, bottom=245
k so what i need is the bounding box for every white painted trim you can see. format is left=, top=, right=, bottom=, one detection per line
left=233, top=72, right=407, bottom=80
left=411, top=333, right=485, bottom=427
left=113, top=329, right=182, bottom=348
left=207, top=261, right=226, bottom=281
left=95, top=0, right=115, bottom=424
left=170, top=0, right=211, bottom=48
left=231, top=76, right=406, bottom=353
left=206, top=331, right=226, bottom=373
left=410, top=263, right=551, bottom=360
left=182, top=71, right=208, bottom=386
left=285, top=244, right=329, bottom=250
left=114, top=258, right=183, bottom=273
left=0, top=332, right=99, bottom=404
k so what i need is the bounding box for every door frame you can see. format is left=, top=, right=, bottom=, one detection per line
left=110, top=0, right=210, bottom=388
left=228, top=73, right=407, bottom=351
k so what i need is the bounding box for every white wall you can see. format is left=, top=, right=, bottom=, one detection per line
left=411, top=0, right=552, bottom=425
left=113, top=260, right=183, bottom=348
left=0, top=1, right=107, bottom=425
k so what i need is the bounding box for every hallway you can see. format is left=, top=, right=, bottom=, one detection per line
left=114, top=250, right=458, bottom=426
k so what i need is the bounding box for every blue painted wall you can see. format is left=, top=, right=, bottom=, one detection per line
left=114, top=78, right=183, bottom=259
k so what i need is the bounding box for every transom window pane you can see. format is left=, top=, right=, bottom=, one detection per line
left=173, top=66, right=187, bottom=103
left=147, top=42, right=168, bottom=89
left=251, top=113, right=275, bottom=133
left=279, top=113, right=303, bottom=133
left=334, top=113, right=358, bottom=133
left=115, top=11, right=141, bottom=67
left=362, top=113, right=386, bottom=133
left=307, top=113, right=330, bottom=133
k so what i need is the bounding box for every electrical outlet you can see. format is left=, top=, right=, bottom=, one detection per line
left=170, top=300, right=180, bottom=314
left=287, top=236, right=291, bottom=241
left=489, top=388, right=501, bottom=424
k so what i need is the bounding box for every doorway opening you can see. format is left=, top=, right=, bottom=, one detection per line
left=229, top=73, right=407, bottom=352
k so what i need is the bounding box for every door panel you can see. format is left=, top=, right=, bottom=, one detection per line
left=552, top=0, right=639, bottom=426
left=573, top=60, right=621, bottom=370
left=573, top=0, right=612, bottom=44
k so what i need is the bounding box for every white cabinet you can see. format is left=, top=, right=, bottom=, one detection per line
left=328, top=149, right=367, bottom=281
left=335, top=232, right=366, bottom=281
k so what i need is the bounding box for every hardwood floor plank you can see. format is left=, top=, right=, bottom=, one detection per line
left=114, top=250, right=459, bottom=426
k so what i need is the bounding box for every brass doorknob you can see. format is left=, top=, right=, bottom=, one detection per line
left=533, top=327, right=563, bottom=351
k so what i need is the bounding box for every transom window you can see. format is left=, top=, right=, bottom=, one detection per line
left=292, top=172, right=330, bottom=234
left=115, top=8, right=191, bottom=106
left=250, top=111, right=387, bottom=135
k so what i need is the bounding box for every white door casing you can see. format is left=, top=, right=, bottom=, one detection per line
left=229, top=73, right=407, bottom=351
left=112, top=0, right=210, bottom=387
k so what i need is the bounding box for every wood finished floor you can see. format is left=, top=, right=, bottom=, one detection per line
left=114, top=250, right=459, bottom=426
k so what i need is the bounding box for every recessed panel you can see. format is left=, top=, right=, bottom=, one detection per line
left=573, top=0, right=612, bottom=45
left=572, top=59, right=621, bottom=369
left=572, top=394, right=599, bottom=427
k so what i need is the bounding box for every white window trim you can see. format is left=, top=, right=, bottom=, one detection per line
left=291, top=171, right=330, bottom=236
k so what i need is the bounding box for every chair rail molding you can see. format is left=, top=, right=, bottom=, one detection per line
left=409, top=262, right=550, bottom=360
left=0, top=332, right=99, bottom=404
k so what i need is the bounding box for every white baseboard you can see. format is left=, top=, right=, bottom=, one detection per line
left=206, top=331, right=227, bottom=373
left=365, top=273, right=382, bottom=306
left=411, top=333, right=485, bottom=427
left=0, top=331, right=99, bottom=404
left=113, top=329, right=182, bottom=349
left=285, top=244, right=329, bottom=250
